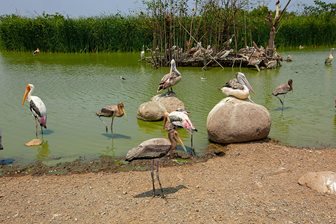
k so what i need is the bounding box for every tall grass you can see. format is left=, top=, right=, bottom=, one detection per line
left=0, top=5, right=334, bottom=53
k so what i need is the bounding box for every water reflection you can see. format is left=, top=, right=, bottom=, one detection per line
left=36, top=140, right=50, bottom=160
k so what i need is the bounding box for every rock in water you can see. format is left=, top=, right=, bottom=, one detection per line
left=151, top=94, right=185, bottom=113
left=137, top=101, right=166, bottom=121
left=25, top=138, right=43, bottom=147
left=298, top=171, right=336, bottom=195
left=137, top=94, right=185, bottom=121
left=207, top=97, right=271, bottom=144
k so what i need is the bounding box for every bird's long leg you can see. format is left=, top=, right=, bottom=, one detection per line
left=111, top=115, right=115, bottom=134
left=155, top=160, right=165, bottom=198
left=190, top=133, right=194, bottom=151
left=150, top=160, right=156, bottom=197
left=40, top=125, right=44, bottom=139
left=276, top=96, right=284, bottom=111
left=98, top=116, right=109, bottom=133
left=34, top=117, right=39, bottom=138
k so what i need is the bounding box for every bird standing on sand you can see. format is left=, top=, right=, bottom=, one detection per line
left=125, top=127, right=185, bottom=198
left=272, top=79, right=293, bottom=111
left=166, top=109, right=197, bottom=151
left=96, top=102, right=125, bottom=133
left=325, top=48, right=334, bottom=65
left=157, top=59, right=181, bottom=95
left=22, top=84, right=47, bottom=138
left=221, top=72, right=254, bottom=101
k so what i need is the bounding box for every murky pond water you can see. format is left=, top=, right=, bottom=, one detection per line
left=0, top=49, right=335, bottom=164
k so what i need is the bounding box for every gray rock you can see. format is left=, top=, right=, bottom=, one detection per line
left=298, top=171, right=336, bottom=194
left=137, top=101, right=166, bottom=121
left=207, top=97, right=271, bottom=144
left=151, top=94, right=185, bottom=113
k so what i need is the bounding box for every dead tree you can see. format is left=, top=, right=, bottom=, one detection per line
left=266, top=0, right=292, bottom=58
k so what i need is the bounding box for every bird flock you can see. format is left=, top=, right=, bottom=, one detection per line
left=2, top=47, right=334, bottom=198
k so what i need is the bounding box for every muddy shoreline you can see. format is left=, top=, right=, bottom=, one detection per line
left=1, top=138, right=333, bottom=177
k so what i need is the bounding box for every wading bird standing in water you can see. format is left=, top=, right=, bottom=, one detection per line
left=22, top=84, right=47, bottom=138
left=96, top=102, right=125, bottom=133
left=165, top=109, right=197, bottom=151
left=272, top=79, right=293, bottom=111
left=125, top=127, right=185, bottom=198
left=325, top=48, right=334, bottom=65
left=157, top=59, right=182, bottom=96
left=221, top=72, right=254, bottom=101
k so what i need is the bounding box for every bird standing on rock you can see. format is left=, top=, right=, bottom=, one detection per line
left=221, top=72, right=254, bottom=101
left=22, top=84, right=47, bottom=138
left=125, top=127, right=185, bottom=198
left=96, top=102, right=125, bottom=133
left=272, top=79, right=293, bottom=111
left=157, top=59, right=181, bottom=96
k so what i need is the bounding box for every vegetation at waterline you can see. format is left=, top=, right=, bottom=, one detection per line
left=0, top=0, right=335, bottom=53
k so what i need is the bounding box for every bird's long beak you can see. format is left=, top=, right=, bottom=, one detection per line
left=22, top=86, right=30, bottom=106
left=242, top=76, right=255, bottom=94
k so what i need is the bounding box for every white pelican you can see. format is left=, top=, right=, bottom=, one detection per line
left=157, top=59, right=182, bottom=95
left=125, top=128, right=185, bottom=198
left=96, top=102, right=125, bottom=133
left=165, top=109, right=197, bottom=151
left=325, top=48, right=334, bottom=65
left=22, top=84, right=47, bottom=138
left=221, top=72, right=254, bottom=100
left=272, top=79, right=293, bottom=111
left=33, top=48, right=40, bottom=55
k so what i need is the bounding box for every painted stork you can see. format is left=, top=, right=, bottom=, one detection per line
left=125, top=127, right=185, bottom=198
left=325, top=48, right=334, bottom=65
left=0, top=129, right=3, bottom=150
left=221, top=72, right=255, bottom=101
left=157, top=59, right=182, bottom=95
left=272, top=79, right=293, bottom=111
left=96, top=102, right=125, bottom=133
left=165, top=109, right=197, bottom=151
left=22, top=84, right=47, bottom=138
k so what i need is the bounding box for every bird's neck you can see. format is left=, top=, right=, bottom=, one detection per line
left=168, top=131, right=177, bottom=151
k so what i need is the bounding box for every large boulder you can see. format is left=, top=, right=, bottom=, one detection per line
left=137, top=101, right=166, bottom=121
left=151, top=94, right=185, bottom=113
left=207, top=97, right=271, bottom=144
left=298, top=171, right=336, bottom=195
left=137, top=94, right=185, bottom=121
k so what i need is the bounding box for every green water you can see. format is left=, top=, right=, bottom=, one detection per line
left=0, top=50, right=335, bottom=165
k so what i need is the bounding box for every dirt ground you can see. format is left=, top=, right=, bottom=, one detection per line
left=1, top=140, right=336, bottom=224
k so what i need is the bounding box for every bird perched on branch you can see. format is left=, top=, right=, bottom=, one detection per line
left=125, top=127, right=185, bottom=198
left=157, top=59, right=182, bottom=95
left=96, top=102, right=125, bottom=133
left=22, top=84, right=47, bottom=138
left=272, top=79, right=293, bottom=111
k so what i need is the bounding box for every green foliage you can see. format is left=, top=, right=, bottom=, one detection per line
left=0, top=14, right=152, bottom=52
left=0, top=0, right=335, bottom=53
